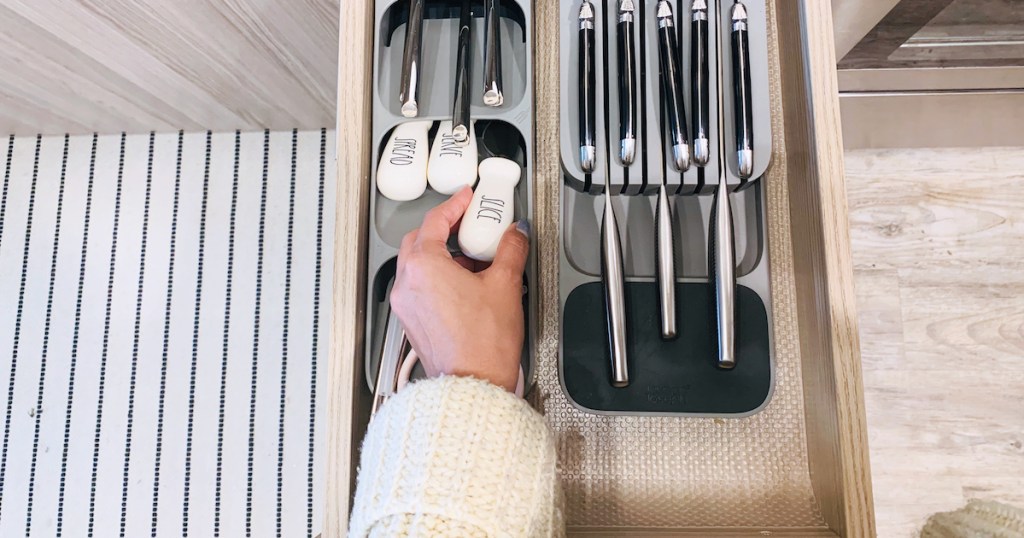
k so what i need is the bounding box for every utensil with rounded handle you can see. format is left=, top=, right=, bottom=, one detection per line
left=457, top=157, right=521, bottom=261
left=427, top=120, right=478, bottom=195
left=377, top=121, right=432, bottom=202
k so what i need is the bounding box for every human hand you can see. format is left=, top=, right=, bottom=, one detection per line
left=390, top=187, right=530, bottom=393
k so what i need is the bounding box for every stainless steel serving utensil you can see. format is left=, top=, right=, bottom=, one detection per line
left=399, top=0, right=426, bottom=118
left=483, top=0, right=504, bottom=106
left=452, top=0, right=473, bottom=144
left=371, top=302, right=409, bottom=416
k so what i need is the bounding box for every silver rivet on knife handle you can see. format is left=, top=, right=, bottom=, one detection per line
left=452, top=0, right=472, bottom=144
left=711, top=0, right=735, bottom=369
left=602, top=186, right=630, bottom=387
left=399, top=0, right=425, bottom=118
left=483, top=0, right=504, bottom=106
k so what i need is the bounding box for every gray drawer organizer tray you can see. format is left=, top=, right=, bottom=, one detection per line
left=558, top=0, right=775, bottom=416
left=364, top=0, right=536, bottom=392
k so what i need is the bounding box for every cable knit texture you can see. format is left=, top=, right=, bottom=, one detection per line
left=921, top=499, right=1024, bottom=538
left=350, top=376, right=564, bottom=537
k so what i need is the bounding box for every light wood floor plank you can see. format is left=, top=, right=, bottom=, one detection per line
left=846, top=147, right=1024, bottom=538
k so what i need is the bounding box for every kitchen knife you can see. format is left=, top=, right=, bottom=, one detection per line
left=691, top=0, right=710, bottom=166
left=731, top=0, right=753, bottom=179
left=617, top=0, right=637, bottom=165
left=711, top=0, right=735, bottom=369
left=656, top=0, right=690, bottom=172
left=579, top=0, right=596, bottom=173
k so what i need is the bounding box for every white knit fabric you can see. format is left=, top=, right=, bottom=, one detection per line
left=921, top=500, right=1024, bottom=538
left=350, top=376, right=564, bottom=537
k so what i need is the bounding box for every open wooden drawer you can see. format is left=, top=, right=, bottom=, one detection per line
left=325, top=1, right=875, bottom=536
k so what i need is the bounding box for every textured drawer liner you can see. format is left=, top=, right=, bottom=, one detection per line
left=529, top=0, right=824, bottom=528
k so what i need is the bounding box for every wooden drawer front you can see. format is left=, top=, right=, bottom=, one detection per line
left=326, top=1, right=875, bottom=536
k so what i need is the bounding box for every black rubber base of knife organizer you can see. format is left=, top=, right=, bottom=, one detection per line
left=557, top=183, right=775, bottom=417
left=363, top=0, right=537, bottom=394
left=557, top=0, right=775, bottom=416
left=563, top=282, right=770, bottom=415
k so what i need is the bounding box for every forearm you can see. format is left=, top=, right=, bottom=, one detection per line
left=350, top=375, right=562, bottom=537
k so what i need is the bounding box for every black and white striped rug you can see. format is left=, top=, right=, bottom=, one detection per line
left=0, top=129, right=335, bottom=537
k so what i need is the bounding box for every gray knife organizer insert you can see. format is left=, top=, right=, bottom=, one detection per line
left=558, top=0, right=775, bottom=416
left=364, top=0, right=536, bottom=392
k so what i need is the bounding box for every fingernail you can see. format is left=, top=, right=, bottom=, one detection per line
left=515, top=219, right=531, bottom=238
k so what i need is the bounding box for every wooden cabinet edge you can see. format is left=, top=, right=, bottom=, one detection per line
left=776, top=1, right=877, bottom=536
left=325, top=0, right=375, bottom=537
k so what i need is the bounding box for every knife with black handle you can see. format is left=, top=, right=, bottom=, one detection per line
left=731, top=0, right=753, bottom=179
left=691, top=0, right=710, bottom=167
left=711, top=0, right=736, bottom=369
left=579, top=0, right=596, bottom=173
left=656, top=0, right=690, bottom=172
left=617, top=0, right=637, bottom=165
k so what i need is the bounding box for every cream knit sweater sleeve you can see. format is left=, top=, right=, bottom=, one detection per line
left=349, top=376, right=564, bottom=537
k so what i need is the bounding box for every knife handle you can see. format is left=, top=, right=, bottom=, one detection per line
left=601, top=194, right=629, bottom=387
left=731, top=4, right=753, bottom=179
left=579, top=20, right=596, bottom=173
left=617, top=14, right=636, bottom=165
left=690, top=8, right=710, bottom=166
left=657, top=11, right=690, bottom=172
left=377, top=121, right=431, bottom=201
left=458, top=157, right=521, bottom=262
left=656, top=185, right=677, bottom=340
left=427, top=120, right=477, bottom=195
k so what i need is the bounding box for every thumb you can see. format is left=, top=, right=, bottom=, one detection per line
left=487, top=220, right=530, bottom=281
